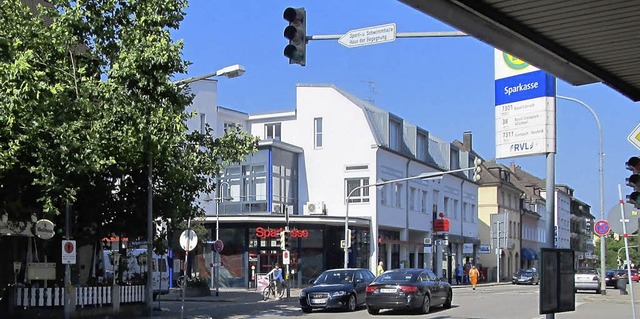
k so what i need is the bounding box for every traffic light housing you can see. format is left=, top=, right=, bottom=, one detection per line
left=283, top=7, right=306, bottom=66
left=283, top=230, right=291, bottom=250
left=626, top=156, right=640, bottom=208
left=473, top=157, right=482, bottom=182
left=346, top=229, right=353, bottom=248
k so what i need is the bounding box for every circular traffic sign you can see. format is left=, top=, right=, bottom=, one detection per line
left=607, top=203, right=639, bottom=234
left=179, top=229, right=198, bottom=251
left=593, top=219, right=610, bottom=236
left=213, top=239, right=224, bottom=253
left=64, top=241, right=75, bottom=254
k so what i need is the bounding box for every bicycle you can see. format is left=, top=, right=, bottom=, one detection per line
left=262, top=280, right=286, bottom=301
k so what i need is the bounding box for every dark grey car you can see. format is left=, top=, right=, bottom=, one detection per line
left=365, top=268, right=452, bottom=315
left=299, top=268, right=375, bottom=313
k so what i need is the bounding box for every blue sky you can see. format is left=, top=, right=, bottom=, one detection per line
left=171, top=0, right=639, bottom=220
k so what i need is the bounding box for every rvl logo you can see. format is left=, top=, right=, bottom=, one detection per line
left=510, top=142, right=534, bottom=152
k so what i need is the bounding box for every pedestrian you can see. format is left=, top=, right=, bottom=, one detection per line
left=377, top=261, right=385, bottom=276
left=469, top=265, right=480, bottom=290
left=455, top=265, right=463, bottom=285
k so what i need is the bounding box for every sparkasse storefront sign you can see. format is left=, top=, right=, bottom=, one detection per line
left=495, top=50, right=556, bottom=159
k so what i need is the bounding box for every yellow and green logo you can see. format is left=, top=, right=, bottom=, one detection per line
left=503, top=52, right=529, bottom=70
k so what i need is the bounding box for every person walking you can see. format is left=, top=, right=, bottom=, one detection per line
left=377, top=261, right=385, bottom=276
left=455, top=265, right=463, bottom=285
left=469, top=265, right=480, bottom=290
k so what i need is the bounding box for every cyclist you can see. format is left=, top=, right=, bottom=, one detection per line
left=266, top=263, right=284, bottom=298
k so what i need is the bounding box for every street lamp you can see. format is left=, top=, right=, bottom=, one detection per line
left=343, top=169, right=475, bottom=269
left=140, top=64, right=248, bottom=314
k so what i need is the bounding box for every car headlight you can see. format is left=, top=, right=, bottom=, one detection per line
left=300, top=290, right=306, bottom=297
left=331, top=291, right=347, bottom=297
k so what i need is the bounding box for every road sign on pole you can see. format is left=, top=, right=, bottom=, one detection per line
left=61, top=240, right=76, bottom=265
left=627, top=123, right=640, bottom=150
left=593, top=220, right=610, bottom=236
left=338, top=23, right=396, bottom=48
left=179, top=229, right=198, bottom=251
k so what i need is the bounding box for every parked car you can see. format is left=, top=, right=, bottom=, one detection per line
left=511, top=269, right=539, bottom=285
left=605, top=270, right=619, bottom=288
left=365, top=268, right=452, bottom=315
left=299, top=268, right=375, bottom=313
left=617, top=269, right=640, bottom=282
left=574, top=268, right=601, bottom=294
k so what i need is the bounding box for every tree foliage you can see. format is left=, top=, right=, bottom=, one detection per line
left=0, top=0, right=257, bottom=244
left=594, top=234, right=640, bottom=269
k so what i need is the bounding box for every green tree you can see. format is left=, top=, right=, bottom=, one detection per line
left=594, top=234, right=640, bottom=269
left=0, top=0, right=257, bottom=246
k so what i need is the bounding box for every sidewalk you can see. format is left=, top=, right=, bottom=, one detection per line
left=157, top=287, right=303, bottom=303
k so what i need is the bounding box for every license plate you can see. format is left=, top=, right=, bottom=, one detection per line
left=380, top=288, right=397, bottom=293
left=311, top=298, right=327, bottom=304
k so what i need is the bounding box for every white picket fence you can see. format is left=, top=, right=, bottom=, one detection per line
left=15, top=285, right=145, bottom=308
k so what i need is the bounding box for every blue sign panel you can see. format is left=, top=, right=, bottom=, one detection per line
left=495, top=70, right=556, bottom=105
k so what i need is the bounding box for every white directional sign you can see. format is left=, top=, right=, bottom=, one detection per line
left=627, top=123, right=640, bottom=150
left=338, top=23, right=396, bottom=48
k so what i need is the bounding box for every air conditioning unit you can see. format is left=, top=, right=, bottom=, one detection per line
left=273, top=205, right=282, bottom=214
left=304, top=201, right=325, bottom=215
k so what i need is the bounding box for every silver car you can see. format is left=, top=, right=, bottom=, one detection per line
left=574, top=268, right=601, bottom=294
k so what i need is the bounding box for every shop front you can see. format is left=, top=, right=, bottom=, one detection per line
left=169, top=217, right=371, bottom=289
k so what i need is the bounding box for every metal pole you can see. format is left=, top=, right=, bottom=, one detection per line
left=215, top=191, right=219, bottom=297
left=618, top=185, right=638, bottom=319
left=556, top=95, right=606, bottom=295
left=64, top=201, right=71, bottom=319
left=545, top=152, right=556, bottom=319
left=180, top=218, right=191, bottom=319
left=146, top=148, right=154, bottom=317
left=496, top=221, right=500, bottom=283
left=308, top=31, right=467, bottom=41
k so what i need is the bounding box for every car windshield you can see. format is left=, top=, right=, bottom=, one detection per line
left=376, top=271, right=418, bottom=283
left=314, top=270, right=355, bottom=285
left=518, top=270, right=534, bottom=275
left=576, top=268, right=597, bottom=274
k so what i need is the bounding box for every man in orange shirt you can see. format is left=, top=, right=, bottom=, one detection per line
left=469, top=265, right=480, bottom=290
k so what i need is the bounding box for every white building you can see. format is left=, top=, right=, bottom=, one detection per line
left=181, top=82, right=481, bottom=287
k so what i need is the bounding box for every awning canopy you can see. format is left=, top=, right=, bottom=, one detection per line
left=521, top=247, right=538, bottom=261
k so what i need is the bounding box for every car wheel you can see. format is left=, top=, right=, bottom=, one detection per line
left=420, top=295, right=431, bottom=314
left=443, top=291, right=452, bottom=309
left=347, top=294, right=356, bottom=312
left=301, top=307, right=312, bottom=313
left=367, top=307, right=379, bottom=315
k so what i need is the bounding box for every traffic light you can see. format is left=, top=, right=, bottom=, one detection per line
left=346, top=229, right=352, bottom=248
left=473, top=157, right=482, bottom=182
left=283, top=230, right=291, bottom=250
left=283, top=7, right=306, bottom=66
left=279, top=230, right=290, bottom=250
left=626, top=156, right=640, bottom=208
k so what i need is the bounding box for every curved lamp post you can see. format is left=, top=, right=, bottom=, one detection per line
left=147, top=64, right=246, bottom=315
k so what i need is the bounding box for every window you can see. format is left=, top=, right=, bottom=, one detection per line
left=389, top=119, right=402, bottom=151
left=224, top=122, right=238, bottom=133
left=314, top=117, right=323, bottom=148
left=417, top=132, right=428, bottom=162
left=346, top=178, right=370, bottom=203
left=421, top=191, right=428, bottom=213
left=380, top=181, right=388, bottom=206
left=409, top=187, right=416, bottom=211
left=199, top=113, right=206, bottom=134
left=450, top=148, right=460, bottom=170
left=394, top=183, right=403, bottom=208
left=265, top=123, right=281, bottom=140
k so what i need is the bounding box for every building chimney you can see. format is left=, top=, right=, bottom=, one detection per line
left=509, top=162, right=519, bottom=173
left=462, top=131, right=472, bottom=152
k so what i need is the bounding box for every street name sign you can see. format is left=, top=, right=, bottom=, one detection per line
left=628, top=123, right=640, bottom=150
left=338, top=23, right=396, bottom=48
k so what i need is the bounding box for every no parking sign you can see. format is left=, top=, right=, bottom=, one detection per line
left=593, top=220, right=610, bottom=236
